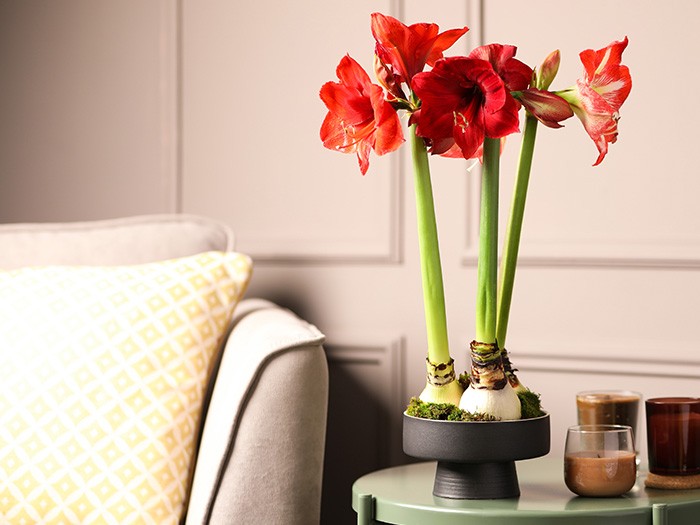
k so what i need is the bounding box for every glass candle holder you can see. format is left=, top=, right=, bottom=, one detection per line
left=576, top=390, right=641, bottom=442
left=646, top=397, right=700, bottom=476
left=564, top=424, right=637, bottom=497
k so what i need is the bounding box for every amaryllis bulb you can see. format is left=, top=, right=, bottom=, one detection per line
left=419, top=380, right=464, bottom=406
left=459, top=383, right=521, bottom=420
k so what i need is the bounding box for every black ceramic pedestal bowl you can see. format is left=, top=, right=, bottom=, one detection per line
left=403, top=412, right=550, bottom=499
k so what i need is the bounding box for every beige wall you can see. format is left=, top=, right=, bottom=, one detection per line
left=0, top=0, right=179, bottom=221
left=2, top=1, right=700, bottom=522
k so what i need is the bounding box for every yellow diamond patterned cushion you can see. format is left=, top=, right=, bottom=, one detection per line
left=0, top=251, right=252, bottom=524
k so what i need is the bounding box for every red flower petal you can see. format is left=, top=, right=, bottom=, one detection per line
left=483, top=93, right=521, bottom=138
left=319, top=81, right=372, bottom=127
left=335, top=53, right=372, bottom=90
left=320, top=111, right=349, bottom=151
left=559, top=82, right=619, bottom=166
left=560, top=37, right=631, bottom=165
left=412, top=57, right=519, bottom=160
left=452, top=100, right=487, bottom=160
left=574, top=82, right=619, bottom=166
left=371, top=13, right=468, bottom=87
left=319, top=54, right=404, bottom=175
left=579, top=37, right=631, bottom=112
left=369, top=84, right=404, bottom=156
left=469, top=44, right=533, bottom=92
left=423, top=26, right=471, bottom=67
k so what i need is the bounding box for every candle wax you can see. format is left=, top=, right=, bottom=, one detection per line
left=565, top=450, right=636, bottom=497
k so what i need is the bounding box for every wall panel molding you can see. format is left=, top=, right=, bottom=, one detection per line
left=460, top=0, right=700, bottom=270
left=324, top=336, right=406, bottom=465
left=462, top=249, right=700, bottom=270
left=244, top=157, right=403, bottom=265
left=181, top=0, right=402, bottom=266
left=514, top=352, right=700, bottom=380
left=462, top=232, right=700, bottom=268
left=325, top=337, right=406, bottom=412
left=321, top=336, right=406, bottom=524
left=461, top=172, right=700, bottom=269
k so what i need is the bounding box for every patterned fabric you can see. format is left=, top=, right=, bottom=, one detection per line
left=0, top=251, right=252, bottom=524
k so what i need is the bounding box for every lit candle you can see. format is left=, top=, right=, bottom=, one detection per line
left=565, top=450, right=637, bottom=497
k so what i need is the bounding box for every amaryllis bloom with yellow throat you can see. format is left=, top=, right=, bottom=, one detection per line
left=320, top=12, right=632, bottom=421
left=320, top=55, right=404, bottom=175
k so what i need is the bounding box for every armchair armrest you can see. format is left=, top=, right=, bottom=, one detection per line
left=186, top=299, right=328, bottom=525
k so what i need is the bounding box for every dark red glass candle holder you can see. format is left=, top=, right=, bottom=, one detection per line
left=646, top=397, right=700, bottom=476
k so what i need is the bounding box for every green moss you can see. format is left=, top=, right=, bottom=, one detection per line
left=406, top=397, right=497, bottom=422
left=407, top=390, right=545, bottom=422
left=518, top=389, right=545, bottom=419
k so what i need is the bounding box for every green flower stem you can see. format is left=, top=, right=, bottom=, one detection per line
left=476, top=137, right=500, bottom=344
left=496, top=114, right=539, bottom=348
left=409, top=125, right=450, bottom=364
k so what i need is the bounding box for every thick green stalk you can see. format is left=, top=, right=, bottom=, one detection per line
left=496, top=115, right=539, bottom=347
left=410, top=125, right=450, bottom=364
left=476, top=137, right=500, bottom=344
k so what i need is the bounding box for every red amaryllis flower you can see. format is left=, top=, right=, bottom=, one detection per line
left=559, top=37, right=632, bottom=165
left=412, top=57, right=521, bottom=160
left=320, top=55, right=404, bottom=175
left=371, top=12, right=468, bottom=92
left=580, top=37, right=632, bottom=112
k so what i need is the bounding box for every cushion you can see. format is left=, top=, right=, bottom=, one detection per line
left=0, top=251, right=252, bottom=524
left=0, top=214, right=235, bottom=270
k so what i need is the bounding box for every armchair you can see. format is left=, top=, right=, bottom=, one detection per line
left=0, top=214, right=329, bottom=524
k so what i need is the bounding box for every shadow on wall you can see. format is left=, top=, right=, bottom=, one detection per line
left=245, top=269, right=411, bottom=523
left=320, top=359, right=396, bottom=525
left=244, top=269, right=316, bottom=326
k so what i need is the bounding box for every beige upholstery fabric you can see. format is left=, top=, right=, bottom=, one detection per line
left=0, top=214, right=233, bottom=269
left=186, top=300, right=327, bottom=524
left=0, top=215, right=329, bottom=525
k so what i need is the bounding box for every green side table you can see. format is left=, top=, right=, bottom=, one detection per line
left=352, top=458, right=700, bottom=525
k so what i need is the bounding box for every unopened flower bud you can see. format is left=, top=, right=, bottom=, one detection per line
left=534, top=49, right=561, bottom=90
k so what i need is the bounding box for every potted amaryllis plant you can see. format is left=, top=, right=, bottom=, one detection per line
left=320, top=12, right=631, bottom=498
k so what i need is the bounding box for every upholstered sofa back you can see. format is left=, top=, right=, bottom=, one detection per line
left=0, top=214, right=233, bottom=269
left=0, top=214, right=328, bottom=524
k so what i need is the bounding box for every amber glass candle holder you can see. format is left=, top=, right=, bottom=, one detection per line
left=646, top=397, right=700, bottom=476
left=564, top=424, right=636, bottom=497
left=576, top=390, right=641, bottom=441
